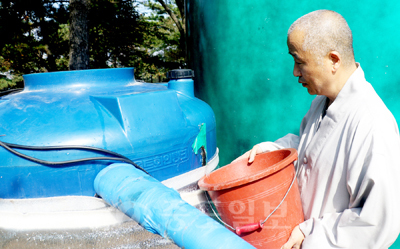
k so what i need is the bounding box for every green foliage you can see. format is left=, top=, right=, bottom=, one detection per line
left=0, top=0, right=69, bottom=90
left=0, top=69, right=23, bottom=91
left=88, top=0, right=142, bottom=68
left=132, top=0, right=185, bottom=82
left=0, top=77, right=16, bottom=91
left=0, top=0, right=186, bottom=90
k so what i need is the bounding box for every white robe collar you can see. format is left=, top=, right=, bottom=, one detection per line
left=303, top=64, right=367, bottom=160
left=325, top=63, right=366, bottom=122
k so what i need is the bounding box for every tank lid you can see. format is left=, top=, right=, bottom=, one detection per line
left=167, top=69, right=194, bottom=80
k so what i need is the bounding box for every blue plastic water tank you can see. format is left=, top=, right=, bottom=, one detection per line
left=0, top=68, right=217, bottom=199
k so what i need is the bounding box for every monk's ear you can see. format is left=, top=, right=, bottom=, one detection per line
left=329, top=51, right=341, bottom=72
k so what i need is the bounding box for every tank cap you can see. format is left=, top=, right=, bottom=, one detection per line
left=167, top=69, right=194, bottom=80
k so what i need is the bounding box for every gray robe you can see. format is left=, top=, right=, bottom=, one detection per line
left=259, top=64, right=400, bottom=248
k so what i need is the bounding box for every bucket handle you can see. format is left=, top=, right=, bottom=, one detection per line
left=204, top=165, right=298, bottom=236
left=235, top=221, right=263, bottom=235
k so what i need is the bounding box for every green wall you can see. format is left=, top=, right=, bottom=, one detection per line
left=186, top=1, right=400, bottom=247
left=187, top=0, right=400, bottom=165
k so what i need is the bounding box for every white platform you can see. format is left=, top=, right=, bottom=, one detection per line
left=0, top=149, right=219, bottom=231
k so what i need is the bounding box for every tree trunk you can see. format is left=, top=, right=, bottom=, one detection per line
left=68, top=0, right=90, bottom=70
left=156, top=0, right=184, bottom=36
left=175, top=0, right=185, bottom=22
left=157, top=0, right=187, bottom=66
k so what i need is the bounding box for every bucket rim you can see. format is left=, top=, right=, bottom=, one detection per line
left=198, top=148, right=298, bottom=191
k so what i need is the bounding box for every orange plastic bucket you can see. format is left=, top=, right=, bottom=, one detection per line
left=198, top=148, right=304, bottom=249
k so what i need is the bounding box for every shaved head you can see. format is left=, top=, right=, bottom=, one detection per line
left=288, top=10, right=355, bottom=66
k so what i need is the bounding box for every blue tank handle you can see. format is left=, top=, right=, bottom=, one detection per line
left=94, top=163, right=256, bottom=249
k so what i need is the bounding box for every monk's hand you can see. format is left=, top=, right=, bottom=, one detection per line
left=231, top=144, right=262, bottom=163
left=281, top=225, right=305, bottom=249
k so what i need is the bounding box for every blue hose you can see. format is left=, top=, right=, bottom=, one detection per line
left=94, top=163, right=256, bottom=249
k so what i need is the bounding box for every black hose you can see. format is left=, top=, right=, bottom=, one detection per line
left=3, top=142, right=132, bottom=160
left=0, top=88, right=23, bottom=97
left=0, top=140, right=149, bottom=175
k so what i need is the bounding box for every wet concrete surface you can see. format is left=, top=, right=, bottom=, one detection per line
left=0, top=219, right=180, bottom=249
